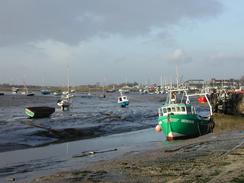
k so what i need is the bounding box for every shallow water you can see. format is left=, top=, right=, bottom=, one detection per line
left=0, top=92, right=163, bottom=152
left=0, top=128, right=165, bottom=182
left=0, top=92, right=166, bottom=181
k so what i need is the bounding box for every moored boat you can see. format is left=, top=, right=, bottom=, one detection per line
left=57, top=98, right=71, bottom=110
left=57, top=92, right=72, bottom=110
left=53, top=91, right=62, bottom=96
left=25, top=106, right=55, bottom=118
left=41, top=89, right=51, bottom=95
left=22, top=82, right=35, bottom=96
left=26, top=93, right=35, bottom=96
left=118, top=93, right=129, bottom=108
left=12, top=87, right=19, bottom=94
left=156, top=89, right=214, bottom=140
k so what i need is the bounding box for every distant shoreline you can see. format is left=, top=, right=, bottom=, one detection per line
left=0, top=84, right=114, bottom=93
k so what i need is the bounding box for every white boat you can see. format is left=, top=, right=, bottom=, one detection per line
left=12, top=87, right=19, bottom=94
left=62, top=91, right=69, bottom=95
left=63, top=93, right=74, bottom=99
left=57, top=98, right=70, bottom=111
left=118, top=88, right=130, bottom=94
left=57, top=93, right=72, bottom=111
left=22, top=82, right=34, bottom=96
left=117, top=92, right=129, bottom=108
left=53, top=91, right=62, bottom=96
left=57, top=66, right=72, bottom=110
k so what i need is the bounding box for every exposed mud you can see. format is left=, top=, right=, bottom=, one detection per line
left=0, top=93, right=243, bottom=182
left=30, top=115, right=244, bottom=183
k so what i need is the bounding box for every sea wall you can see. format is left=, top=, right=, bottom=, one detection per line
left=209, top=91, right=244, bottom=115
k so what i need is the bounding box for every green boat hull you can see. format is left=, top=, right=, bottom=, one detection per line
left=158, top=114, right=214, bottom=140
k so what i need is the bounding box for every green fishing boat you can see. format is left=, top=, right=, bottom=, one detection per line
left=156, top=89, right=214, bottom=140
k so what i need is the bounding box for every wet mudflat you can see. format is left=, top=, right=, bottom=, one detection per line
left=0, top=92, right=163, bottom=182
left=0, top=93, right=243, bottom=182
left=0, top=93, right=161, bottom=152
left=30, top=114, right=244, bottom=183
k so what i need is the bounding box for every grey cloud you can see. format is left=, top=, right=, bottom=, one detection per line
left=180, top=53, right=244, bottom=80
left=208, top=52, right=244, bottom=65
left=0, top=0, right=222, bottom=46
left=167, top=49, right=192, bottom=64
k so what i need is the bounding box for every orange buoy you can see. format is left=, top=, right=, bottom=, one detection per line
left=155, top=125, right=161, bottom=132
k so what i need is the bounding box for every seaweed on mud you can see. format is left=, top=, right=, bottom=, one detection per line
left=68, top=170, right=108, bottom=182
left=33, top=127, right=104, bottom=141
left=231, top=174, right=244, bottom=183
left=68, top=170, right=92, bottom=182
left=87, top=170, right=108, bottom=181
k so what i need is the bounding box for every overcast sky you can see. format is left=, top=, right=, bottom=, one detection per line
left=0, top=0, right=243, bottom=86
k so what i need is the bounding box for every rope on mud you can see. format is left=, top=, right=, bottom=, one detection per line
left=164, top=142, right=205, bottom=153
left=72, top=148, right=118, bottom=158
left=164, top=136, right=244, bottom=153
left=220, top=140, right=244, bottom=157
left=20, top=120, right=59, bottom=134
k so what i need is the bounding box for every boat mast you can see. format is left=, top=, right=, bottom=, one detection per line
left=23, top=81, right=28, bottom=94
left=176, top=64, right=179, bottom=89
left=164, top=76, right=167, bottom=91
left=67, top=65, right=70, bottom=93
left=103, top=77, right=106, bottom=95
left=160, top=73, right=163, bottom=88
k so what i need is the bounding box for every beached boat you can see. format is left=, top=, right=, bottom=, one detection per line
left=118, top=88, right=130, bottom=94
left=106, top=85, right=116, bottom=93
left=118, top=92, right=129, bottom=108
left=57, top=65, right=73, bottom=110
left=57, top=91, right=72, bottom=110
left=57, top=98, right=71, bottom=110
left=21, top=91, right=35, bottom=96
left=26, top=93, right=35, bottom=96
left=41, top=89, right=51, bottom=95
left=12, top=87, right=19, bottom=94
left=22, top=83, right=35, bottom=96
left=53, top=91, right=62, bottom=96
left=156, top=89, right=214, bottom=140
left=25, top=106, right=55, bottom=118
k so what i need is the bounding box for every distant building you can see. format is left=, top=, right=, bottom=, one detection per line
left=184, top=79, right=205, bottom=89
left=209, top=78, right=239, bottom=88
